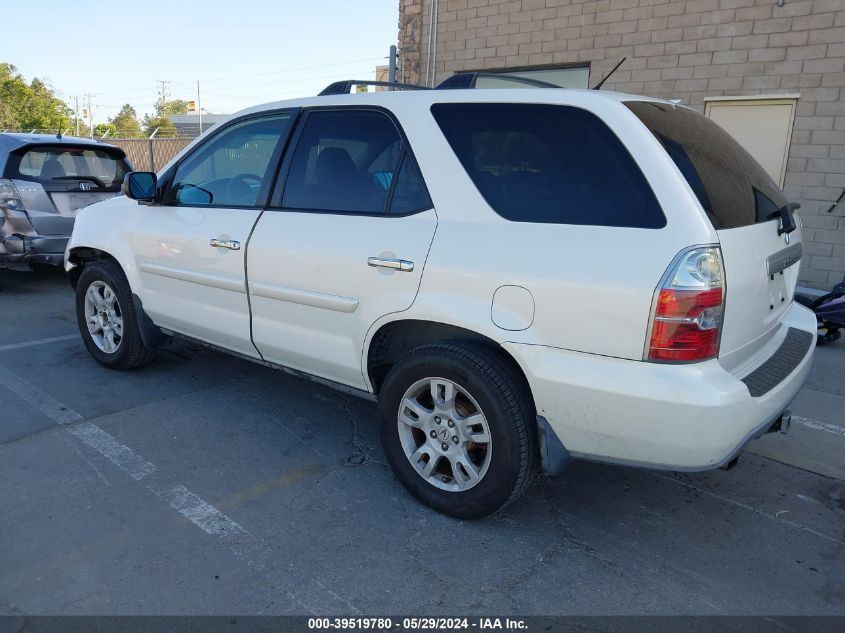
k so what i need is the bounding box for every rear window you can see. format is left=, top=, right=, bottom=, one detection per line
left=430, top=103, right=665, bottom=228
left=11, top=146, right=129, bottom=187
left=625, top=101, right=787, bottom=230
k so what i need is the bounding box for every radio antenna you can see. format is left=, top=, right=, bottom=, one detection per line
left=592, top=57, right=627, bottom=90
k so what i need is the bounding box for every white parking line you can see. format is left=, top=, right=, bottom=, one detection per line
left=0, top=334, right=78, bottom=352
left=164, top=484, right=250, bottom=539
left=0, top=357, right=357, bottom=613
left=66, top=422, right=156, bottom=481
left=0, top=363, right=82, bottom=424
left=791, top=415, right=845, bottom=438
left=0, top=362, right=243, bottom=540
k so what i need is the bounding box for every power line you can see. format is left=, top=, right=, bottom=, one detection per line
left=93, top=66, right=381, bottom=114
left=91, top=57, right=384, bottom=96
left=198, top=67, right=382, bottom=98
left=156, top=79, right=171, bottom=107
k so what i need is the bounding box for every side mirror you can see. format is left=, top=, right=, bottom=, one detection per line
left=122, top=172, right=157, bottom=202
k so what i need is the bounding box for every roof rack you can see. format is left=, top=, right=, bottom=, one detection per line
left=318, top=80, right=430, bottom=96
left=435, top=73, right=561, bottom=90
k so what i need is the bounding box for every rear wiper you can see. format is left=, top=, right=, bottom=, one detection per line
left=769, top=202, right=800, bottom=235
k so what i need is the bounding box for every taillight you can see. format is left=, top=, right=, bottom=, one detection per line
left=0, top=179, right=27, bottom=217
left=646, top=246, right=725, bottom=363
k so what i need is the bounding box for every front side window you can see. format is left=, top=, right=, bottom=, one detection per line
left=282, top=110, right=429, bottom=214
left=431, top=103, right=665, bottom=228
left=13, top=146, right=129, bottom=187
left=166, top=113, right=294, bottom=207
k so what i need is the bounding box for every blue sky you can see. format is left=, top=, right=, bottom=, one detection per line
left=3, top=0, right=399, bottom=124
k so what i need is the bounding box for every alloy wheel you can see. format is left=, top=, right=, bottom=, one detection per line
left=397, top=377, right=492, bottom=492
left=83, top=280, right=124, bottom=354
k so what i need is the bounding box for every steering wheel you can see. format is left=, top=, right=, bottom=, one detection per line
left=225, top=173, right=263, bottom=205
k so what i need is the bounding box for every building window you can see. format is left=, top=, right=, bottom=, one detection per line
left=467, top=65, right=590, bottom=90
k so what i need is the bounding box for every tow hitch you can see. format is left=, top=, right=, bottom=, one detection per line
left=768, top=410, right=791, bottom=435
left=721, top=411, right=791, bottom=471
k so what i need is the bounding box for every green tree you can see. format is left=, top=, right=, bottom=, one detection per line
left=155, top=97, right=189, bottom=117
left=70, top=120, right=92, bottom=138
left=0, top=63, right=75, bottom=133
left=109, top=104, right=142, bottom=138
left=142, top=115, right=177, bottom=138
left=93, top=122, right=117, bottom=138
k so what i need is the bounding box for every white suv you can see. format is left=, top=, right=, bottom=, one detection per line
left=65, top=79, right=816, bottom=518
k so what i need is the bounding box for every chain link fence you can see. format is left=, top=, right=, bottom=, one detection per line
left=1, top=130, right=192, bottom=172
left=106, top=138, right=192, bottom=172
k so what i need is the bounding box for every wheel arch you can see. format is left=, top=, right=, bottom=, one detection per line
left=69, top=248, right=168, bottom=350
left=66, top=247, right=121, bottom=290
left=365, top=318, right=535, bottom=406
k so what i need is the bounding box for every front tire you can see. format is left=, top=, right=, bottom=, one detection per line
left=378, top=342, right=538, bottom=519
left=75, top=259, right=156, bottom=370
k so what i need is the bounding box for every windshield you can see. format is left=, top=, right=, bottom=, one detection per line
left=625, top=101, right=788, bottom=230
left=12, top=146, right=129, bottom=188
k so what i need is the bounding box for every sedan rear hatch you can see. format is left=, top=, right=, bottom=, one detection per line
left=6, top=144, right=129, bottom=234
left=626, top=102, right=803, bottom=372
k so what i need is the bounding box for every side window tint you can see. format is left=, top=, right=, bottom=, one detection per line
left=282, top=110, right=403, bottom=213
left=389, top=154, right=431, bottom=214
left=431, top=103, right=665, bottom=228
left=166, top=113, right=294, bottom=207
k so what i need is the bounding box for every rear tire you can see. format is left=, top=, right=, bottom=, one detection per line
left=75, top=259, right=156, bottom=370
left=378, top=342, right=538, bottom=519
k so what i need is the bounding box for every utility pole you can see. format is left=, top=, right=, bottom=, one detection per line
left=74, top=96, right=80, bottom=136
left=388, top=45, right=397, bottom=89
left=85, top=94, right=94, bottom=139
left=197, top=80, right=203, bottom=135
left=156, top=79, right=171, bottom=113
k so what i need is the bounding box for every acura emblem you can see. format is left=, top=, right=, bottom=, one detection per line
left=79, top=182, right=92, bottom=191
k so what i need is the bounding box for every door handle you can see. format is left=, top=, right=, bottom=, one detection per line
left=210, top=238, right=241, bottom=251
left=368, top=257, right=414, bottom=272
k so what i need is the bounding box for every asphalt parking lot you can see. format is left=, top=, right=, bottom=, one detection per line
left=0, top=267, right=843, bottom=616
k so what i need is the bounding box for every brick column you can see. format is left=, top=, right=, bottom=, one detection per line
left=399, top=0, right=424, bottom=85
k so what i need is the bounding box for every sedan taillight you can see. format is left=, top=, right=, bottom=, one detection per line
left=647, top=246, right=725, bottom=363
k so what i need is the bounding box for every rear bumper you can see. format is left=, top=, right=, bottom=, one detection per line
left=0, top=234, right=68, bottom=267
left=505, top=302, right=817, bottom=471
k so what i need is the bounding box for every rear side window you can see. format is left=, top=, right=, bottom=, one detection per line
left=389, top=154, right=430, bottom=214
left=431, top=103, right=665, bottom=228
left=282, top=110, right=430, bottom=214
left=11, top=146, right=129, bottom=187
left=625, top=101, right=787, bottom=230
